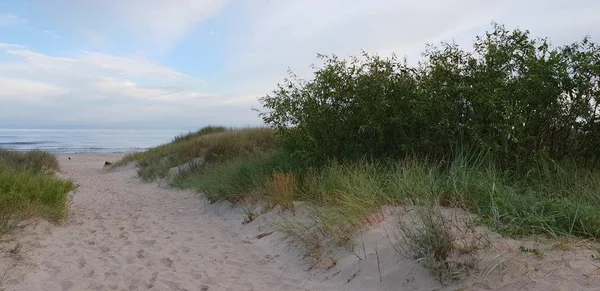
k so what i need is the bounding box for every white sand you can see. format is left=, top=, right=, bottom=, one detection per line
left=1, top=154, right=600, bottom=291
left=2, top=154, right=340, bottom=291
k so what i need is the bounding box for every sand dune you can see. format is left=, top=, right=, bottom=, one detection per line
left=2, top=154, right=600, bottom=291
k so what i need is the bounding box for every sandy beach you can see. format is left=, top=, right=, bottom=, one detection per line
left=1, top=154, right=600, bottom=291
left=1, top=154, right=341, bottom=291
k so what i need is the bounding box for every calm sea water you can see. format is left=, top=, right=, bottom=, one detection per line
left=0, top=129, right=188, bottom=154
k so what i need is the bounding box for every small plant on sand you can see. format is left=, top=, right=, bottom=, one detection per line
left=394, top=206, right=454, bottom=261
left=592, top=251, right=600, bottom=261
left=0, top=261, right=19, bottom=291
left=274, top=218, right=325, bottom=264
left=242, top=207, right=258, bottom=225
left=8, top=243, right=22, bottom=261
left=392, top=205, right=476, bottom=285
left=519, top=246, right=544, bottom=259
left=270, top=173, right=296, bottom=214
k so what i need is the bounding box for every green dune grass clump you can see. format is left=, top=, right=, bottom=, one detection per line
left=113, top=126, right=276, bottom=181
left=0, top=149, right=60, bottom=174
left=173, top=150, right=300, bottom=202
left=0, top=150, right=75, bottom=234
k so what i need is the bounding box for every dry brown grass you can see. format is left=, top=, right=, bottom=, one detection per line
left=271, top=173, right=296, bottom=214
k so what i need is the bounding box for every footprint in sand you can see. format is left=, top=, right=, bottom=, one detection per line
left=118, top=231, right=128, bottom=239
left=77, top=257, right=86, bottom=269
left=161, top=257, right=174, bottom=268
left=42, top=261, right=61, bottom=277
left=84, top=269, right=95, bottom=278
left=145, top=271, right=159, bottom=289
left=141, top=239, right=156, bottom=246
left=60, top=280, right=74, bottom=291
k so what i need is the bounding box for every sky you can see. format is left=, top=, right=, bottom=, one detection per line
left=1, top=0, right=599, bottom=130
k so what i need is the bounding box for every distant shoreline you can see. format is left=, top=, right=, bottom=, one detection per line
left=0, top=147, right=147, bottom=154
left=0, top=128, right=185, bottom=154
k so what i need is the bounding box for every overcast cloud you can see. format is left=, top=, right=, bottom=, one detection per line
left=0, top=0, right=599, bottom=129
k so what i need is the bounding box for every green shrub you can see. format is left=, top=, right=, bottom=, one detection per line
left=259, top=23, right=600, bottom=170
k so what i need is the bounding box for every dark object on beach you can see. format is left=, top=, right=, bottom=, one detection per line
left=104, top=161, right=112, bottom=167
left=68, top=157, right=71, bottom=160
left=256, top=231, right=274, bottom=239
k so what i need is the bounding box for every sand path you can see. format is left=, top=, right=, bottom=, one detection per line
left=8, top=154, right=341, bottom=291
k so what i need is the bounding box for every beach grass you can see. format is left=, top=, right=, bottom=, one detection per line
left=112, top=126, right=276, bottom=182
left=0, top=150, right=75, bottom=234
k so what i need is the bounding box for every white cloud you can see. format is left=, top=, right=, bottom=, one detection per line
left=80, top=52, right=197, bottom=82
left=225, top=0, right=600, bottom=84
left=81, top=30, right=106, bottom=47
left=0, top=43, right=26, bottom=49
left=0, top=78, right=68, bottom=102
left=29, top=0, right=228, bottom=52
left=41, top=29, right=60, bottom=39
left=91, top=77, right=210, bottom=102
left=0, top=13, right=26, bottom=26
left=0, top=45, right=203, bottom=89
left=221, top=0, right=513, bottom=88
left=0, top=44, right=206, bottom=111
left=112, top=0, right=227, bottom=46
left=0, top=43, right=260, bottom=128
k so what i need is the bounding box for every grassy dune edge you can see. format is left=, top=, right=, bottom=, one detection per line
left=0, top=150, right=76, bottom=235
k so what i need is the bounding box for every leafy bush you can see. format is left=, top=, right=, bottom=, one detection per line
left=259, top=23, right=600, bottom=170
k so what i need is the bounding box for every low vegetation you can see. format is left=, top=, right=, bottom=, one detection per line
left=393, top=206, right=457, bottom=283
left=115, top=22, right=600, bottom=281
left=112, top=126, right=275, bottom=181
left=0, top=150, right=75, bottom=235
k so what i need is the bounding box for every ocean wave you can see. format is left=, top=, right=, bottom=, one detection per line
left=48, top=147, right=148, bottom=154
left=0, top=147, right=148, bottom=154
left=0, top=141, right=57, bottom=145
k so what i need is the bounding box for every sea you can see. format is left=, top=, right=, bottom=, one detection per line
left=0, top=129, right=188, bottom=154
